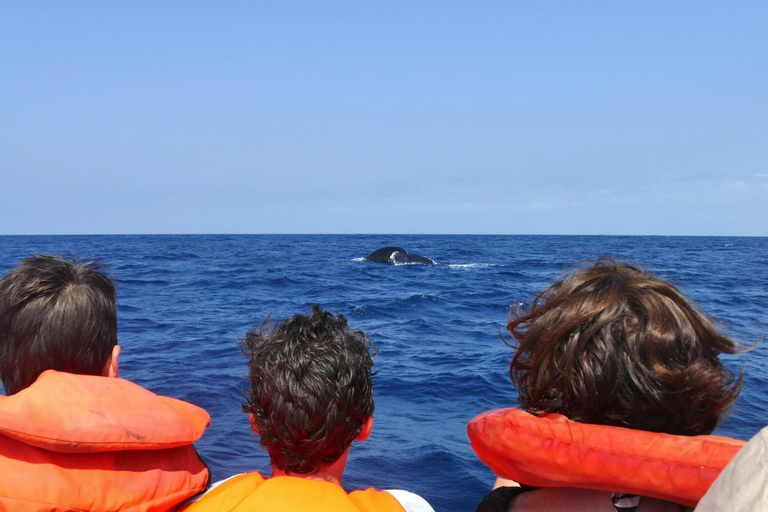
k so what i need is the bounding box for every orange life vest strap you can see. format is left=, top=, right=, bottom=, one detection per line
left=468, top=408, right=745, bottom=508
left=183, top=472, right=406, bottom=512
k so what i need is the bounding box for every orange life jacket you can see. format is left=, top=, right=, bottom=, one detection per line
left=468, top=408, right=745, bottom=508
left=0, top=370, right=211, bottom=511
left=182, top=472, right=406, bottom=512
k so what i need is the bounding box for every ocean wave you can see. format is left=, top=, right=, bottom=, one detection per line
left=448, top=263, right=497, bottom=269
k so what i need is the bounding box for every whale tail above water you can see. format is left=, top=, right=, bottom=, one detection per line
left=365, top=246, right=436, bottom=265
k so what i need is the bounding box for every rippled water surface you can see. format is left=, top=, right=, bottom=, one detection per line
left=1, top=235, right=767, bottom=512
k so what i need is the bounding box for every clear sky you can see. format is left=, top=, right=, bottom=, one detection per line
left=1, top=2, right=766, bottom=235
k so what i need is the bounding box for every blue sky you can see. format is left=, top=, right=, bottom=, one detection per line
left=1, top=2, right=766, bottom=235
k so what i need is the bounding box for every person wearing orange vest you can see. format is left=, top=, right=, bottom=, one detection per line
left=183, top=305, right=434, bottom=512
left=472, top=259, right=744, bottom=512
left=0, top=255, right=210, bottom=511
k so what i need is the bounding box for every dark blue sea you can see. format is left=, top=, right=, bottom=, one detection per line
left=1, top=235, right=767, bottom=512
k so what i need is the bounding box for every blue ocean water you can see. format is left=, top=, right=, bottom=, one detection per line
left=1, top=235, right=767, bottom=512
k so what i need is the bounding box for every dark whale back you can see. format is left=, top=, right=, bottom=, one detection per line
left=365, top=246, right=408, bottom=263
left=365, top=246, right=435, bottom=265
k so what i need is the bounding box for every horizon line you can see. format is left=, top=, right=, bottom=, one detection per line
left=1, top=233, right=766, bottom=238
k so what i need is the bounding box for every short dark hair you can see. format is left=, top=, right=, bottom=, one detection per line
left=508, top=258, right=742, bottom=436
left=242, top=305, right=376, bottom=474
left=0, top=255, right=117, bottom=395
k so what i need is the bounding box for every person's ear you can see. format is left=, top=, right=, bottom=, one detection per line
left=356, top=416, right=374, bottom=442
left=101, top=345, right=121, bottom=378
left=249, top=413, right=260, bottom=434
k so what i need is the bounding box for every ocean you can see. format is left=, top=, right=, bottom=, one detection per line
left=1, top=235, right=766, bottom=512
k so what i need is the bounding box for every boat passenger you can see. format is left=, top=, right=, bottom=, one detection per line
left=183, top=305, right=434, bottom=512
left=0, top=255, right=210, bottom=511
left=470, top=258, right=744, bottom=512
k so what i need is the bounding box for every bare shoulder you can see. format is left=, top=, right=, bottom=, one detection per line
left=493, top=478, right=521, bottom=490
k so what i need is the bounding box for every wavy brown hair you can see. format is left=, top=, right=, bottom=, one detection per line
left=508, top=258, right=742, bottom=436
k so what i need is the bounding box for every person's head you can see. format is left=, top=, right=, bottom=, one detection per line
left=0, top=255, right=118, bottom=395
left=241, top=305, right=376, bottom=475
left=508, top=258, right=742, bottom=436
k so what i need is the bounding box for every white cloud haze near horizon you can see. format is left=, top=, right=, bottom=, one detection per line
left=1, top=2, right=766, bottom=236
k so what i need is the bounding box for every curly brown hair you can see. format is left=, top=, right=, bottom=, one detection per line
left=508, top=258, right=742, bottom=436
left=241, top=305, right=376, bottom=474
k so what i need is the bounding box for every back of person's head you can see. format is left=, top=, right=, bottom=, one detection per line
left=0, top=255, right=117, bottom=395
left=242, top=305, right=376, bottom=474
left=508, top=258, right=741, bottom=436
